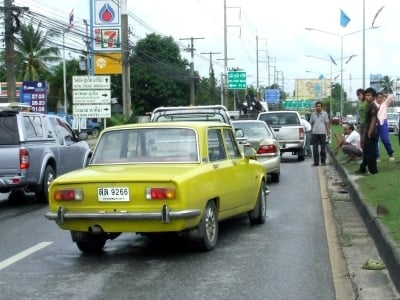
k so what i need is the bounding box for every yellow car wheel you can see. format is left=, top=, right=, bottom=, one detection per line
left=249, top=181, right=267, bottom=225
left=198, top=201, right=218, bottom=251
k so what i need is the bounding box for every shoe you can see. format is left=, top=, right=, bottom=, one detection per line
left=311, top=164, right=319, bottom=167
left=355, top=170, right=366, bottom=175
left=321, top=162, right=327, bottom=166
left=389, top=157, right=395, bottom=162
left=361, top=172, right=371, bottom=176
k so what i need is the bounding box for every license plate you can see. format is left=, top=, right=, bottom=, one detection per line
left=98, top=187, right=130, bottom=202
left=276, top=135, right=285, bottom=140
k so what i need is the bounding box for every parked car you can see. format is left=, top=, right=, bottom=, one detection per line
left=387, top=112, right=399, bottom=133
left=232, top=120, right=280, bottom=183
left=344, top=115, right=357, bottom=127
left=83, top=119, right=103, bottom=138
left=331, top=116, right=341, bottom=125
left=46, top=122, right=268, bottom=253
left=0, top=110, right=92, bottom=202
left=66, top=116, right=104, bottom=138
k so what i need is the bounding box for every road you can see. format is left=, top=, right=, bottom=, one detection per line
left=0, top=154, right=397, bottom=299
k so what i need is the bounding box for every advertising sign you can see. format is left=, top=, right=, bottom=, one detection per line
left=93, top=0, right=120, bottom=26
left=0, top=82, right=23, bottom=97
left=295, top=78, right=331, bottom=99
left=94, top=53, right=122, bottom=74
left=93, top=28, right=121, bottom=51
left=21, top=81, right=48, bottom=113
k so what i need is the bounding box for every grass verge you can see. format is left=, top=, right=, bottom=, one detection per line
left=330, top=124, right=400, bottom=249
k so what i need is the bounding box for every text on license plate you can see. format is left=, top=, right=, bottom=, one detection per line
left=98, top=187, right=130, bottom=202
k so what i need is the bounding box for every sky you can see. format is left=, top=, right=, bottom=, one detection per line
left=11, top=0, right=399, bottom=101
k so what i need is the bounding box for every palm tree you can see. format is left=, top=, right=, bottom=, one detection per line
left=14, top=22, right=60, bottom=81
left=380, top=75, right=395, bottom=94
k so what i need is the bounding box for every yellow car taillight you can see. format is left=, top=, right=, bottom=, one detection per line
left=54, top=189, right=83, bottom=201
left=145, top=188, right=176, bottom=200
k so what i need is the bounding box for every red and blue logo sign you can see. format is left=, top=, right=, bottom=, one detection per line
left=94, top=0, right=120, bottom=26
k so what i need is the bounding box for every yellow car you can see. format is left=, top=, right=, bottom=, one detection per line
left=46, top=122, right=268, bottom=253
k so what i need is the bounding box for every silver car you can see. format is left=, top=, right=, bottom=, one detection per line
left=387, top=112, right=399, bottom=133
left=233, top=120, right=281, bottom=183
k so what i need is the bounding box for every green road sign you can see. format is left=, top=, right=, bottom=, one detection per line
left=227, top=71, right=246, bottom=90
left=283, top=100, right=313, bottom=110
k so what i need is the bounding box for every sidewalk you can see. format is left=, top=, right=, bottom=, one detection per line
left=327, top=153, right=400, bottom=297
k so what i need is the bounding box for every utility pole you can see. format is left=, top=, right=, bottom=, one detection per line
left=201, top=51, right=221, bottom=104
left=4, top=0, right=16, bottom=102
left=83, top=19, right=90, bottom=75
left=200, top=51, right=221, bottom=77
left=223, top=0, right=228, bottom=107
left=256, top=36, right=259, bottom=99
left=256, top=37, right=267, bottom=99
left=217, top=57, right=234, bottom=105
left=180, top=37, right=204, bottom=105
left=121, top=0, right=131, bottom=118
left=223, top=1, right=241, bottom=108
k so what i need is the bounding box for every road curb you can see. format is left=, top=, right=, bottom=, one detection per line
left=330, top=154, right=400, bottom=293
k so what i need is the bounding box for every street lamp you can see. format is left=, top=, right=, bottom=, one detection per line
left=305, top=27, right=378, bottom=119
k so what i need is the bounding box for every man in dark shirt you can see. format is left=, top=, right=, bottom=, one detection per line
left=357, top=87, right=378, bottom=175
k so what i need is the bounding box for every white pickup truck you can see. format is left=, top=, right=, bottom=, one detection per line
left=257, top=111, right=306, bottom=161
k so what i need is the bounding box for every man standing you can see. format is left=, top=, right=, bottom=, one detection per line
left=375, top=92, right=395, bottom=161
left=357, top=87, right=379, bottom=175
left=356, top=88, right=366, bottom=146
left=310, top=101, right=330, bottom=166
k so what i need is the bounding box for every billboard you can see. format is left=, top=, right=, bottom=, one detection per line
left=295, top=78, right=331, bottom=99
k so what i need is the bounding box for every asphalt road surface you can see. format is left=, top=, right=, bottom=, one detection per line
left=0, top=153, right=398, bottom=299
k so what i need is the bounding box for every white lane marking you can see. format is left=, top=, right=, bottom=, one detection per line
left=0, top=242, right=53, bottom=271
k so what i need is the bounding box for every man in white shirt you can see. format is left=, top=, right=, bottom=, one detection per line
left=334, top=124, right=362, bottom=162
left=300, top=117, right=312, bottom=158
left=375, top=92, right=395, bottom=161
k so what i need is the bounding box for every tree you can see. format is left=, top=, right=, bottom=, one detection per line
left=14, top=22, right=60, bottom=81
left=130, top=33, right=190, bottom=115
left=380, top=75, right=394, bottom=93
left=47, top=59, right=86, bottom=113
left=196, top=75, right=220, bottom=105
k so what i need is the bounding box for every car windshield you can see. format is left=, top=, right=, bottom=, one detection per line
left=234, top=122, right=273, bottom=139
left=91, top=127, right=199, bottom=164
left=259, top=113, right=299, bottom=126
